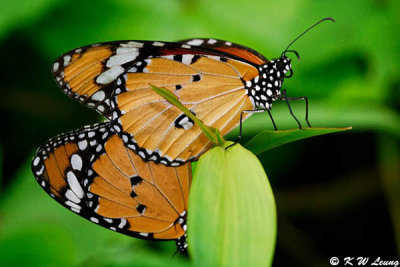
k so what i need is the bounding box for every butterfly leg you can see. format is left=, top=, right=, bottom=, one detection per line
left=280, top=90, right=311, bottom=128
left=226, top=108, right=274, bottom=149
left=266, top=109, right=278, bottom=131
left=226, top=109, right=261, bottom=149
left=280, top=89, right=304, bottom=129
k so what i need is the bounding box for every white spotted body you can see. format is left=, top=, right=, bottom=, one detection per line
left=245, top=57, right=292, bottom=110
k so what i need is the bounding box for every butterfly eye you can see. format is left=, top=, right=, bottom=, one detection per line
left=276, top=61, right=285, bottom=71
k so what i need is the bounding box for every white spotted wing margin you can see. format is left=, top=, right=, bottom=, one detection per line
left=31, top=123, right=127, bottom=233
left=51, top=40, right=232, bottom=119
left=177, top=38, right=268, bottom=65
left=31, top=122, right=189, bottom=248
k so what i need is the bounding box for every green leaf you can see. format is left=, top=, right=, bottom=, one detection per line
left=245, top=127, right=351, bottom=155
left=150, top=85, right=224, bottom=145
left=188, top=143, right=276, bottom=266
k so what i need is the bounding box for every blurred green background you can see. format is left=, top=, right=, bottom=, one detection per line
left=1, top=0, right=399, bottom=266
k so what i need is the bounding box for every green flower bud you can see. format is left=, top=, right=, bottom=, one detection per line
left=188, top=142, right=276, bottom=267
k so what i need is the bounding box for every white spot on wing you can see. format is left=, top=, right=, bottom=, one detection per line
left=71, top=154, right=83, bottom=171
left=182, top=122, right=193, bottom=130
left=63, top=55, right=71, bottom=66
left=96, top=66, right=125, bottom=84
left=71, top=207, right=80, bottom=213
left=118, top=219, right=127, bottom=228
left=180, top=116, right=189, bottom=125
left=161, top=55, right=174, bottom=60
left=33, top=157, right=40, bottom=166
left=106, top=53, right=138, bottom=67
left=65, top=200, right=81, bottom=210
left=96, top=144, right=102, bottom=152
left=182, top=54, right=194, bottom=65
left=53, top=62, right=59, bottom=72
left=90, top=217, right=99, bottom=223
left=127, top=67, right=137, bottom=73
left=187, top=39, right=203, bottom=46
left=152, top=41, right=164, bottom=46
left=116, top=47, right=139, bottom=55
left=36, top=165, right=44, bottom=176
left=67, top=171, right=84, bottom=199
left=65, top=189, right=80, bottom=203
left=121, top=41, right=143, bottom=48
left=97, top=105, right=105, bottom=112
left=91, top=91, right=105, bottom=101
left=78, top=140, right=88, bottom=150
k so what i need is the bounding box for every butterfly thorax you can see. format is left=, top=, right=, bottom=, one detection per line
left=244, top=56, right=292, bottom=110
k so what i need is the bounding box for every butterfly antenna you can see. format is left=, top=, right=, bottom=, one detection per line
left=282, top=17, right=335, bottom=57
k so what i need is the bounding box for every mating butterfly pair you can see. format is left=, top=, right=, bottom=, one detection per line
left=32, top=18, right=335, bottom=252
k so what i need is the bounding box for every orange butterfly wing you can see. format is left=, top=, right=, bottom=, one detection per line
left=32, top=123, right=190, bottom=243
left=109, top=40, right=266, bottom=165
left=53, top=40, right=266, bottom=165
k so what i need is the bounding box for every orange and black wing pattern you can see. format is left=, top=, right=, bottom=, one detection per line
left=53, top=39, right=268, bottom=166
left=107, top=40, right=266, bottom=166
left=52, top=41, right=147, bottom=118
left=177, top=38, right=268, bottom=65
left=31, top=122, right=190, bottom=250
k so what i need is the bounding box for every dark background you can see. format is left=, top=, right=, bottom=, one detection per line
left=0, top=0, right=399, bottom=266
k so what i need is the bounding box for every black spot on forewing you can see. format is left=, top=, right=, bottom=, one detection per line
left=192, top=74, right=201, bottom=82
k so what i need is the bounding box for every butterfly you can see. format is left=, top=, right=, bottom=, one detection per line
left=31, top=122, right=190, bottom=252
left=51, top=18, right=334, bottom=166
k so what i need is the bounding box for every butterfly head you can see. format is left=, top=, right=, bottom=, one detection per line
left=274, top=55, right=293, bottom=78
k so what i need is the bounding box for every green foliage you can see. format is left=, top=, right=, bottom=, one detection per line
left=0, top=0, right=399, bottom=265
left=245, top=127, right=351, bottom=155
left=189, top=143, right=276, bottom=266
